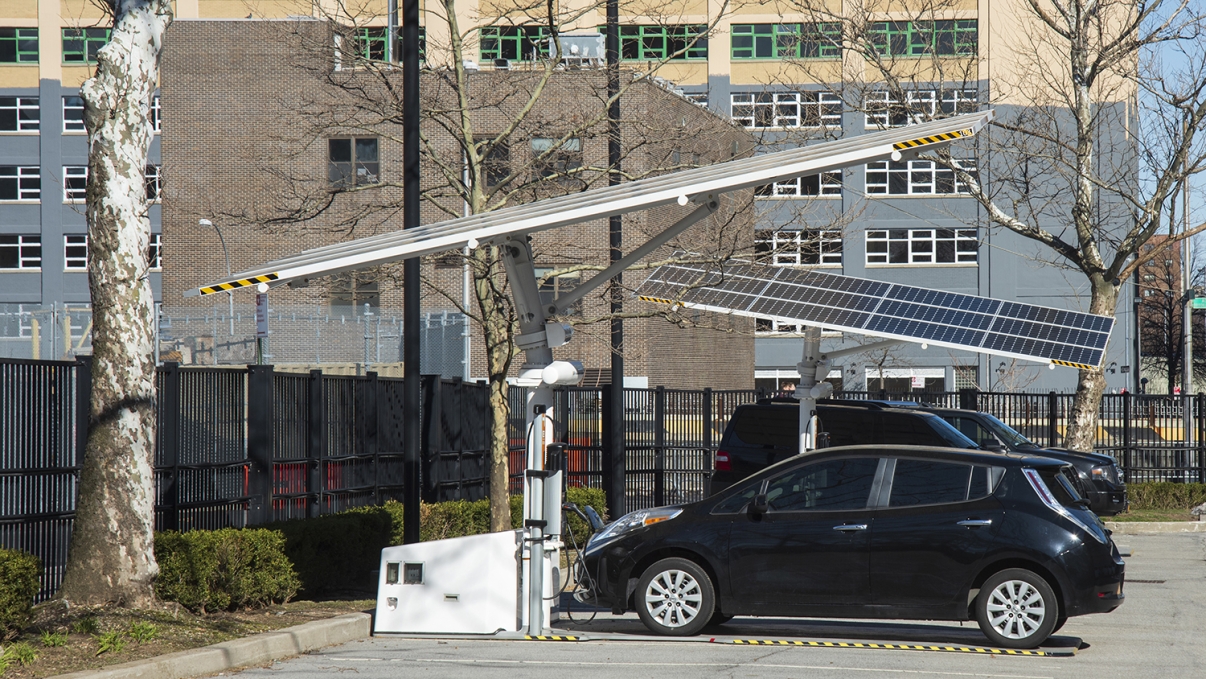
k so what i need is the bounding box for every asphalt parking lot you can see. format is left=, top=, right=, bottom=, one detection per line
left=235, top=532, right=1204, bottom=679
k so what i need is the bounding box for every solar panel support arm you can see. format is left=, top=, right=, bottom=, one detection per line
left=546, top=196, right=720, bottom=316
left=819, top=339, right=907, bottom=363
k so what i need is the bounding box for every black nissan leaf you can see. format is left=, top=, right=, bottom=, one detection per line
left=576, top=445, right=1125, bottom=649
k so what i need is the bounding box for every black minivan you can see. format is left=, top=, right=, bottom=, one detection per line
left=577, top=445, right=1125, bottom=648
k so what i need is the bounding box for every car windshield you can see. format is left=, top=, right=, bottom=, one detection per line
left=927, top=415, right=981, bottom=449
left=980, top=413, right=1040, bottom=449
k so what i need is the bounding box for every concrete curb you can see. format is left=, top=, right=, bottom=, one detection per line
left=1105, top=521, right=1206, bottom=535
left=49, top=612, right=371, bottom=679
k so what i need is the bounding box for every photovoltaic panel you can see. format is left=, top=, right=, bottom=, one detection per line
left=635, top=261, right=1114, bottom=370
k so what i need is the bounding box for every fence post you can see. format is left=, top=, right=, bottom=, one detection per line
left=420, top=375, right=441, bottom=502
left=601, top=384, right=621, bottom=519
left=1122, top=391, right=1132, bottom=480
left=307, top=369, right=325, bottom=518
left=958, top=388, right=978, bottom=411
left=1198, top=394, right=1205, bottom=484
left=74, top=355, right=91, bottom=468
left=246, top=364, right=275, bottom=525
left=1047, top=391, right=1058, bottom=448
left=364, top=371, right=380, bottom=505
left=654, top=386, right=665, bottom=507
left=159, top=362, right=181, bottom=531
left=702, top=387, right=713, bottom=484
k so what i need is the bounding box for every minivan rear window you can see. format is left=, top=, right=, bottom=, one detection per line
left=732, top=407, right=797, bottom=447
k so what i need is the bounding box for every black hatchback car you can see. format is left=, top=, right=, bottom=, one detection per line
left=577, top=445, right=1125, bottom=648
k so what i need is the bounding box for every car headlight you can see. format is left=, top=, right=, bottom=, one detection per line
left=588, top=507, right=683, bottom=547
left=1091, top=465, right=1114, bottom=482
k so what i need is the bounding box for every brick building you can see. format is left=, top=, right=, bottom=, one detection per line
left=159, top=18, right=757, bottom=389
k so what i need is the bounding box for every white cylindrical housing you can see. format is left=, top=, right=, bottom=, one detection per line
left=541, top=360, right=584, bottom=386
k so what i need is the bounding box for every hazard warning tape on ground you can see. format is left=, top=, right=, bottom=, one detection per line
left=524, top=635, right=581, bottom=642
left=717, top=639, right=1068, bottom=656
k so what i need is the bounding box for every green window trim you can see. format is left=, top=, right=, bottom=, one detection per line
left=731, top=23, right=840, bottom=60
left=868, top=20, right=977, bottom=58
left=480, top=25, right=553, bottom=62
left=594, top=25, right=707, bottom=61
left=0, top=28, right=39, bottom=64
left=353, top=27, right=426, bottom=62
left=62, top=27, right=110, bottom=64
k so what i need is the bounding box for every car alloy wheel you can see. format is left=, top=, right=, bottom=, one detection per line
left=635, top=557, right=715, bottom=636
left=975, top=568, right=1058, bottom=649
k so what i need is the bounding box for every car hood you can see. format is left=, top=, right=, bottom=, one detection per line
left=1022, top=447, right=1115, bottom=467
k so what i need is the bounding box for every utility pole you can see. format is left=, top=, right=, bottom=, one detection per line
left=398, top=0, right=422, bottom=544
left=1181, top=177, right=1194, bottom=479
left=604, top=0, right=625, bottom=520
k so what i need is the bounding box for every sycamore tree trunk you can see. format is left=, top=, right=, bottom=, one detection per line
left=1064, top=277, right=1118, bottom=452
left=472, top=245, right=517, bottom=532
left=59, top=0, right=171, bottom=607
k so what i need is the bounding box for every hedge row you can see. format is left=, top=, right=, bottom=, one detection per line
left=0, top=548, right=40, bottom=640
left=154, top=528, right=301, bottom=613
left=1127, top=482, right=1206, bottom=511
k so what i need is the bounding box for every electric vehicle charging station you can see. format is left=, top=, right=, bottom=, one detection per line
left=186, top=110, right=1112, bottom=637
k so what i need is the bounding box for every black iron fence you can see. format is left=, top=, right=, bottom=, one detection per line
left=1, top=358, right=489, bottom=601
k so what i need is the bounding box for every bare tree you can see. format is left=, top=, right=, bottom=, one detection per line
left=1137, top=239, right=1206, bottom=391
left=59, top=0, right=172, bottom=607
left=783, top=0, right=1206, bottom=450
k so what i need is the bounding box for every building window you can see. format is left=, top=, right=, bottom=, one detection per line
left=63, top=96, right=85, bottom=132
left=0, top=235, right=41, bottom=269
left=731, top=91, right=841, bottom=129
left=865, top=89, right=978, bottom=127
left=480, top=26, right=551, bottom=62
left=536, top=267, right=582, bottom=315
left=0, top=166, right=40, bottom=201
left=64, top=235, right=88, bottom=270
left=145, top=164, right=161, bottom=201
left=607, top=25, right=707, bottom=60
left=62, top=28, right=111, bottom=64
left=868, top=20, right=977, bottom=57
left=356, top=27, right=389, bottom=60
left=865, top=158, right=977, bottom=195
left=479, top=138, right=510, bottom=189
left=531, top=137, right=582, bottom=181
left=0, top=28, right=38, bottom=63
left=756, top=170, right=842, bottom=198
left=150, top=95, right=161, bottom=132
left=731, top=23, right=841, bottom=60
left=0, top=97, right=39, bottom=132
left=866, top=228, right=978, bottom=265
left=756, top=229, right=843, bottom=266
left=328, top=138, right=379, bottom=187
left=329, top=272, right=379, bottom=311
left=64, top=165, right=87, bottom=201
left=148, top=233, right=162, bottom=270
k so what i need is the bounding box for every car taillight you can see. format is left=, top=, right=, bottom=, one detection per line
left=714, top=451, right=731, bottom=472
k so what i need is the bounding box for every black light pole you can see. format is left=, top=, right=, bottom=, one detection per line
left=605, top=0, right=625, bottom=520
left=398, top=0, right=422, bottom=544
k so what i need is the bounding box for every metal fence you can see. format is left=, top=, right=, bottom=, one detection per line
left=1, top=358, right=489, bottom=601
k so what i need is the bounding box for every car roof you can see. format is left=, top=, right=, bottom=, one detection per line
left=743, top=399, right=947, bottom=418
left=789, top=444, right=1069, bottom=469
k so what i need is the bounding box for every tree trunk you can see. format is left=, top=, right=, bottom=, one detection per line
left=487, top=373, right=512, bottom=532
left=1064, top=278, right=1118, bottom=452
left=472, top=246, right=516, bottom=532
left=59, top=0, right=172, bottom=607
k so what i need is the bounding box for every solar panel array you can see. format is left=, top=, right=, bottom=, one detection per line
left=635, top=262, right=1114, bottom=370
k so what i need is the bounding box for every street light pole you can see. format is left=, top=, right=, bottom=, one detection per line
left=199, top=219, right=234, bottom=337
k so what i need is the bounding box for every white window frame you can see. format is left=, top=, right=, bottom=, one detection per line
left=64, top=234, right=88, bottom=270
left=757, top=169, right=842, bottom=198
left=63, top=165, right=87, bottom=202
left=866, top=228, right=978, bottom=265
left=864, top=89, right=977, bottom=128
left=756, top=228, right=843, bottom=266
left=145, top=164, right=161, bottom=201
left=148, top=233, right=162, bottom=270
left=63, top=96, right=85, bottom=132
left=0, top=235, right=42, bottom=270
left=865, top=158, right=976, bottom=196
left=0, top=166, right=41, bottom=201
left=731, top=90, right=842, bottom=129
left=150, top=95, right=161, bottom=133
left=0, top=97, right=40, bottom=132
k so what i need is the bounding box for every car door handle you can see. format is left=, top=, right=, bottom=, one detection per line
left=957, top=519, right=993, bottom=527
left=833, top=524, right=868, bottom=532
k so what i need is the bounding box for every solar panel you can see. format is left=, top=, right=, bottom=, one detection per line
left=635, top=261, right=1113, bottom=370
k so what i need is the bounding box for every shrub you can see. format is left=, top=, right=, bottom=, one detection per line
left=1128, top=482, right=1206, bottom=511
left=154, top=528, right=299, bottom=613
left=2, top=641, right=37, bottom=666
left=266, top=509, right=393, bottom=597
left=0, top=548, right=40, bottom=640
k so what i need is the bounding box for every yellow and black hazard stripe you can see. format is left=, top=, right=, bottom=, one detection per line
left=893, top=129, right=973, bottom=151
left=523, top=635, right=581, bottom=641
left=1050, top=359, right=1098, bottom=371
left=199, top=273, right=280, bottom=296
left=638, top=295, right=682, bottom=306
left=722, top=639, right=1063, bottom=656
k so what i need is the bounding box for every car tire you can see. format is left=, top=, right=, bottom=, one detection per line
left=634, top=557, right=715, bottom=636
left=1052, top=614, right=1068, bottom=633
left=975, top=568, right=1059, bottom=649
left=707, top=612, right=733, bottom=627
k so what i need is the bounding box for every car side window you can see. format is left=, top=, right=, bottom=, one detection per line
left=889, top=459, right=974, bottom=507
left=949, top=416, right=997, bottom=448
left=764, top=458, right=878, bottom=511
left=880, top=413, right=944, bottom=446
left=712, top=479, right=764, bottom=514
left=732, top=407, right=797, bottom=448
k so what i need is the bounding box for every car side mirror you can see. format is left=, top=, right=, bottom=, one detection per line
left=982, top=442, right=1006, bottom=453
left=750, top=493, right=769, bottom=515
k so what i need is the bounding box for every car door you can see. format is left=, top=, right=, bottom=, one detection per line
left=726, top=456, right=883, bottom=615
left=869, top=459, right=1004, bottom=611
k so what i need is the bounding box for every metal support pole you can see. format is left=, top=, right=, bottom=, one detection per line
left=605, top=0, right=625, bottom=523
left=795, top=327, right=825, bottom=454
left=401, top=0, right=422, bottom=546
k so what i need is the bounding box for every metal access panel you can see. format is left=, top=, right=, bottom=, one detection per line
left=375, top=531, right=522, bottom=634
left=636, top=261, right=1114, bottom=370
